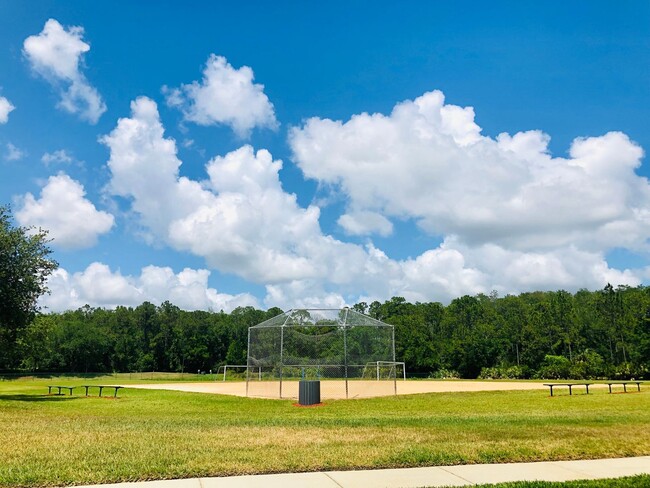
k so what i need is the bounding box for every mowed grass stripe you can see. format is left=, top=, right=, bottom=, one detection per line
left=0, top=379, right=648, bottom=487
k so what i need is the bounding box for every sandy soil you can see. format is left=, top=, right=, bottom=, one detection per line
left=127, top=380, right=608, bottom=399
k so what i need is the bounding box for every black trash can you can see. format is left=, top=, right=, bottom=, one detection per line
left=298, top=380, right=321, bottom=405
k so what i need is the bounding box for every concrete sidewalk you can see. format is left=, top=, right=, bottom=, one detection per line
left=75, top=456, right=650, bottom=488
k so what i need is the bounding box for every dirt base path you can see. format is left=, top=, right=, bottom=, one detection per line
left=127, top=380, right=604, bottom=399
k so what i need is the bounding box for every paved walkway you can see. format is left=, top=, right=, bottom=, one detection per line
left=76, top=456, right=650, bottom=488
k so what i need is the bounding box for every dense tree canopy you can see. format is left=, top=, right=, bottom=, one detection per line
left=0, top=206, right=58, bottom=368
left=4, top=286, right=650, bottom=379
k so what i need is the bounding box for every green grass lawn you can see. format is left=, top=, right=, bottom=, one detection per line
left=464, top=476, right=650, bottom=488
left=0, top=377, right=648, bottom=487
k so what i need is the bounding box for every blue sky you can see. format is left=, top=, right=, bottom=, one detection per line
left=1, top=2, right=650, bottom=311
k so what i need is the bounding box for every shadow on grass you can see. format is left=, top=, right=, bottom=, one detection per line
left=0, top=394, right=85, bottom=402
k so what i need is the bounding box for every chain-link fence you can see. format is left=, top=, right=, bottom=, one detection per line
left=246, top=308, right=403, bottom=399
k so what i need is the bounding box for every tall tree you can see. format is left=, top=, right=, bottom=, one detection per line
left=598, top=284, right=627, bottom=363
left=0, top=205, right=58, bottom=368
left=549, top=290, right=578, bottom=360
left=495, top=295, right=527, bottom=366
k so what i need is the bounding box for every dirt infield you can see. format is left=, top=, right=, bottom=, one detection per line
left=127, top=380, right=603, bottom=399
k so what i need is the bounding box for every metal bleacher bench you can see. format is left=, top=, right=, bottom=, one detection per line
left=543, top=383, right=592, bottom=396
left=544, top=381, right=644, bottom=396
left=81, top=385, right=124, bottom=397
left=604, top=381, right=644, bottom=393
left=47, top=385, right=75, bottom=395
left=46, top=385, right=124, bottom=398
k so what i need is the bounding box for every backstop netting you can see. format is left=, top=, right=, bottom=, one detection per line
left=246, top=308, right=402, bottom=399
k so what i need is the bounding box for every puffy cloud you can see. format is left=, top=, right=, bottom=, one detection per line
left=16, top=173, right=114, bottom=249
left=261, top=240, right=641, bottom=310
left=23, top=19, right=106, bottom=123
left=265, top=235, right=643, bottom=310
left=103, top=98, right=328, bottom=282
left=169, top=147, right=325, bottom=282
left=395, top=238, right=640, bottom=303
left=40, top=262, right=259, bottom=312
left=102, top=95, right=645, bottom=311
left=41, top=149, right=73, bottom=165
left=0, top=96, right=15, bottom=123
left=102, top=97, right=213, bottom=238
left=5, top=142, right=24, bottom=161
left=139, top=265, right=258, bottom=311
left=280, top=89, right=650, bottom=305
left=264, top=281, right=347, bottom=310
left=290, top=91, right=650, bottom=253
left=164, top=54, right=278, bottom=137
left=338, top=210, right=393, bottom=236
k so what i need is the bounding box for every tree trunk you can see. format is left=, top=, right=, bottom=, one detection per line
left=515, top=343, right=520, bottom=366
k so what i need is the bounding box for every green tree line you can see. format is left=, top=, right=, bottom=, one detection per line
left=5, top=285, right=650, bottom=379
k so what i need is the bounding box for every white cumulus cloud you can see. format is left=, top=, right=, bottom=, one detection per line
left=338, top=210, right=393, bottom=236
left=40, top=263, right=259, bottom=312
left=23, top=19, right=106, bottom=124
left=16, top=173, right=114, bottom=249
left=102, top=97, right=213, bottom=238
left=5, top=142, right=24, bottom=161
left=290, top=90, right=650, bottom=254
left=0, top=96, right=15, bottom=123
left=41, top=149, right=74, bottom=165
left=164, top=54, right=278, bottom=137
left=394, top=238, right=641, bottom=304
left=103, top=97, right=328, bottom=283
left=100, top=95, right=645, bottom=311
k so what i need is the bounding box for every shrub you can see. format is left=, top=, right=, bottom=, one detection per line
left=428, top=368, right=460, bottom=379
left=609, top=362, right=649, bottom=380
left=478, top=365, right=528, bottom=380
left=536, top=355, right=571, bottom=379
left=569, top=349, right=606, bottom=379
